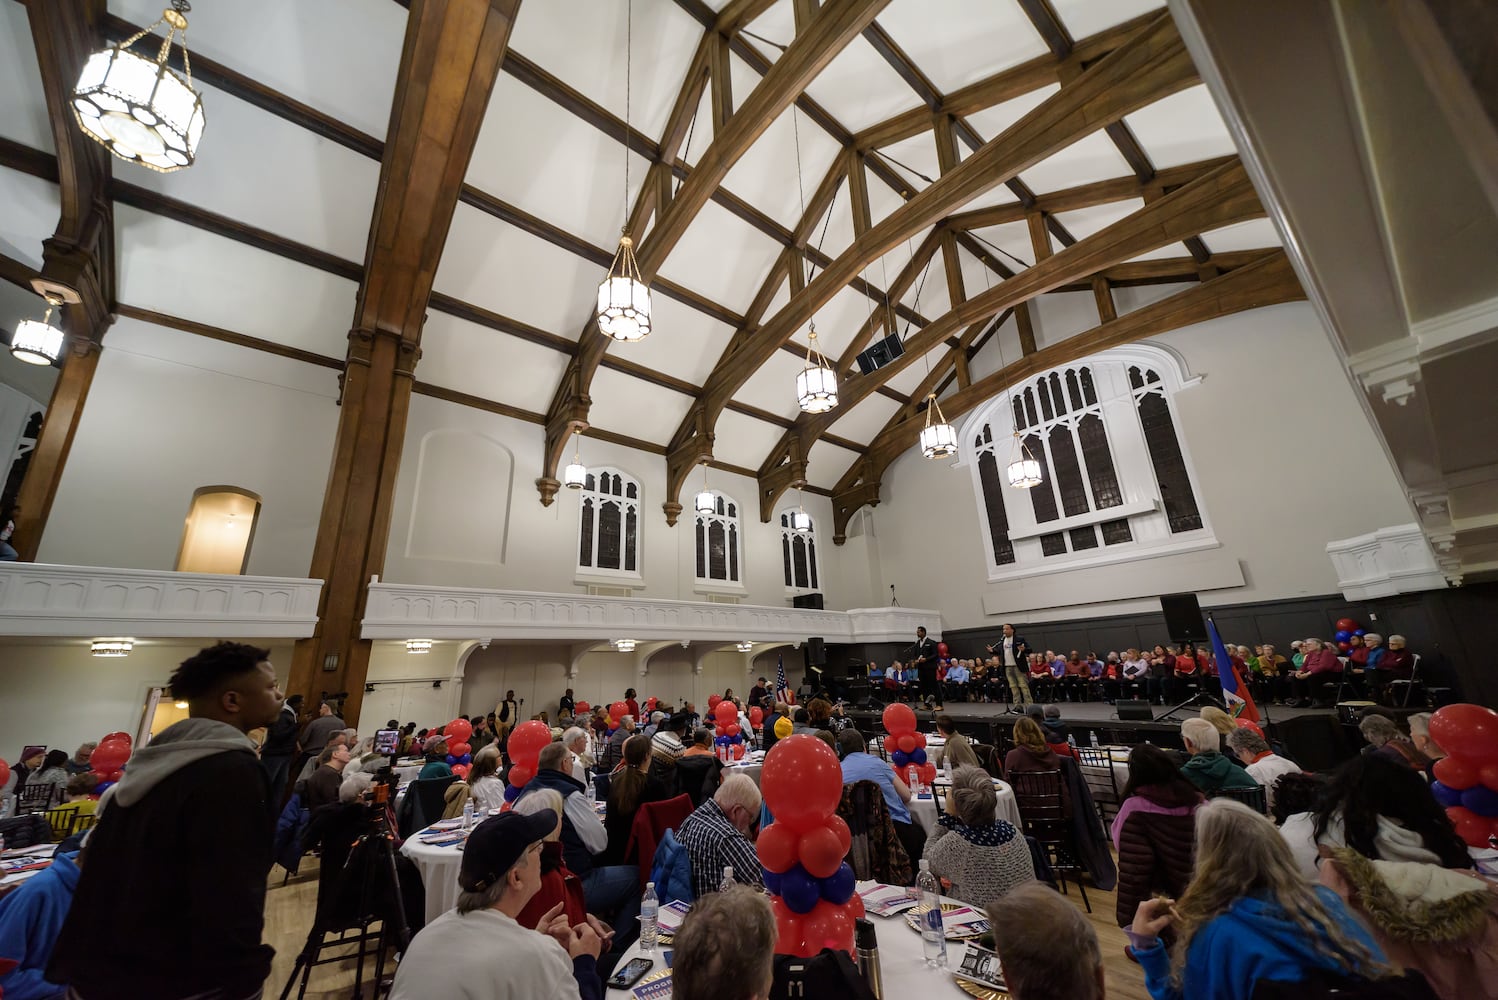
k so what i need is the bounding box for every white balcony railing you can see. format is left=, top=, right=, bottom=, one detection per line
left=1325, top=523, right=1447, bottom=600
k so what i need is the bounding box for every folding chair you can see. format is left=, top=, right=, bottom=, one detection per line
left=1009, top=769, right=1090, bottom=912
left=1208, top=782, right=1268, bottom=815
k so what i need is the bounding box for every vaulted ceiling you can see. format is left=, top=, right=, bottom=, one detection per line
left=0, top=0, right=1297, bottom=535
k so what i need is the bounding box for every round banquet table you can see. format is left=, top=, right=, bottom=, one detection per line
left=605, top=883, right=994, bottom=997
left=392, top=759, right=425, bottom=785
left=400, top=830, right=465, bottom=925
left=719, top=749, right=765, bottom=785
left=908, top=778, right=1020, bottom=835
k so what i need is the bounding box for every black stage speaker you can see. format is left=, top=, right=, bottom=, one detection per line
left=792, top=592, right=825, bottom=610
left=1116, top=699, right=1155, bottom=721
left=805, top=637, right=827, bottom=666
left=855, top=332, right=905, bottom=374
left=1160, top=592, right=1208, bottom=643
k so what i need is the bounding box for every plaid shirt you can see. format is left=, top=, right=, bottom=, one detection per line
left=674, top=799, right=763, bottom=899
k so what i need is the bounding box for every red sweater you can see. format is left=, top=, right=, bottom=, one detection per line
left=1174, top=654, right=1199, bottom=675
left=517, top=841, right=587, bottom=931
left=1301, top=648, right=1343, bottom=675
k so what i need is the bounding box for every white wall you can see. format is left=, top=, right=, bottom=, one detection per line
left=868, top=301, right=1416, bottom=627
left=38, top=318, right=340, bottom=579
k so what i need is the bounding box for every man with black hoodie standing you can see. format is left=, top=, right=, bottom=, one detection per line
left=49, top=641, right=285, bottom=1000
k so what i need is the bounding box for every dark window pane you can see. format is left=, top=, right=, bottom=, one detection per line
left=1145, top=368, right=1161, bottom=385
left=1038, top=379, right=1054, bottom=420
left=1081, top=366, right=1097, bottom=406
left=709, top=521, right=727, bottom=579
left=780, top=514, right=789, bottom=530
left=1069, top=525, right=1098, bottom=551
left=977, top=452, right=1016, bottom=565
left=1049, top=373, right=1066, bottom=414
left=1040, top=532, right=1067, bottom=557
left=598, top=500, right=621, bottom=570
left=1047, top=425, right=1091, bottom=517
left=1024, top=433, right=1060, bottom=524
left=625, top=481, right=637, bottom=500
left=1101, top=518, right=1133, bottom=545
left=1128, top=366, right=1144, bottom=391
left=782, top=534, right=793, bottom=586
left=1077, top=413, right=1123, bottom=509
left=1137, top=392, right=1203, bottom=532
left=1024, top=389, right=1038, bottom=428
left=696, top=521, right=707, bottom=578
left=585, top=473, right=595, bottom=492
left=1012, top=397, right=1024, bottom=433
left=729, top=525, right=739, bottom=581
left=580, top=498, right=594, bottom=567
left=727, top=502, right=736, bottom=518
left=715, top=495, right=725, bottom=516
left=624, top=507, right=636, bottom=571
left=1066, top=369, right=1083, bottom=410
left=791, top=535, right=809, bottom=589
left=808, top=537, right=818, bottom=588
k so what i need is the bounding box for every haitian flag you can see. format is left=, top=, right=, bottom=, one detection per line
left=1208, top=616, right=1259, bottom=723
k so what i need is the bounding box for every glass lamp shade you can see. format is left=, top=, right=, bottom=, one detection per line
left=790, top=509, right=812, bottom=533
left=1007, top=457, right=1043, bottom=489
left=10, top=318, right=63, bottom=365
left=73, top=44, right=204, bottom=172
left=736, top=641, right=753, bottom=652
left=694, top=489, right=715, bottom=514
left=796, top=363, right=838, bottom=413
left=920, top=421, right=959, bottom=460
left=563, top=461, right=587, bottom=489
left=597, top=275, right=652, bottom=341
left=614, top=639, right=636, bottom=652
left=91, top=639, right=133, bottom=657
left=406, top=639, right=433, bottom=654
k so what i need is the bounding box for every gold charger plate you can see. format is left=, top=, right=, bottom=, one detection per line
left=953, top=975, right=1009, bottom=999
left=903, top=901, right=986, bottom=940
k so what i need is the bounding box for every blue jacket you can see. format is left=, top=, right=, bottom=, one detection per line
left=1136, top=886, right=1385, bottom=1000
left=0, top=852, right=80, bottom=1000
left=519, top=769, right=594, bottom=877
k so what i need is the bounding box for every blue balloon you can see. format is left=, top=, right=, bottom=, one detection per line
left=781, top=864, right=820, bottom=914
left=891, top=750, right=910, bottom=767
left=1353, top=629, right=1367, bottom=637
left=446, top=754, right=458, bottom=765
left=459, top=753, right=472, bottom=765
left=504, top=783, right=521, bottom=802
left=910, top=748, right=928, bottom=766
left=1432, top=781, right=1463, bottom=808
left=93, top=780, right=114, bottom=796
left=1461, top=785, right=1498, bottom=818
left=1334, top=630, right=1352, bottom=643
left=762, top=868, right=783, bottom=895
left=820, top=862, right=855, bottom=905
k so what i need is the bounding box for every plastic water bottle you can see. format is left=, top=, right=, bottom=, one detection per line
left=462, top=800, right=474, bottom=829
left=1090, top=729, right=1100, bottom=748
left=640, top=881, right=660, bottom=952
left=586, top=776, right=598, bottom=810
left=916, top=860, right=946, bottom=967
left=1067, top=733, right=1077, bottom=750
left=719, top=865, right=735, bottom=893
left=942, top=758, right=953, bottom=784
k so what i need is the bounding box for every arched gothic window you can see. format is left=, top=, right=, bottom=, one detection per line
left=779, top=511, right=820, bottom=592
left=964, top=347, right=1210, bottom=579
left=578, top=468, right=639, bottom=575
left=694, top=491, right=741, bottom=585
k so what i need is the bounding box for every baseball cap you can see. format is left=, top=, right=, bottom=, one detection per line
left=458, top=809, right=558, bottom=893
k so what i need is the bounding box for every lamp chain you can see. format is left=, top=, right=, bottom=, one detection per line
left=622, top=0, right=633, bottom=233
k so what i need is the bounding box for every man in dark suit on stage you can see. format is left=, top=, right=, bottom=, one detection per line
left=907, top=626, right=941, bottom=710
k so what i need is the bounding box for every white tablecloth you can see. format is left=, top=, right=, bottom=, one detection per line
left=392, top=760, right=424, bottom=784
left=401, top=830, right=465, bottom=925
left=720, top=751, right=765, bottom=786
left=909, top=778, right=1020, bottom=835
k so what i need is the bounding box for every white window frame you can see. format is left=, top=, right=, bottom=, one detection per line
left=956, top=344, right=1216, bottom=582
left=777, top=507, right=822, bottom=595
left=693, top=490, right=745, bottom=594
left=575, top=466, right=644, bottom=587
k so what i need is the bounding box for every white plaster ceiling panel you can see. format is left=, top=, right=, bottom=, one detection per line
left=806, top=438, right=859, bottom=487
left=882, top=357, right=933, bottom=398
left=790, top=284, right=876, bottom=360
left=804, top=36, right=922, bottom=134
left=1127, top=244, right=1194, bottom=263
left=1048, top=0, right=1165, bottom=40
left=105, top=315, right=340, bottom=400
left=969, top=221, right=1037, bottom=269
left=876, top=0, right=1049, bottom=94
left=723, top=98, right=843, bottom=229
left=738, top=2, right=795, bottom=61
left=821, top=391, right=901, bottom=444
left=117, top=82, right=378, bottom=262
left=955, top=183, right=1022, bottom=216
left=1199, top=218, right=1282, bottom=254
left=963, top=86, right=1057, bottom=146
left=865, top=162, right=912, bottom=226
left=1123, top=85, right=1236, bottom=170
left=0, top=168, right=59, bottom=268
left=1054, top=198, right=1147, bottom=242
left=679, top=85, right=715, bottom=168
left=468, top=76, right=655, bottom=249
left=1114, top=281, right=1194, bottom=317
left=417, top=312, right=569, bottom=414
left=967, top=316, right=1023, bottom=384
left=1031, top=290, right=1101, bottom=348
left=875, top=131, right=941, bottom=194
left=507, top=0, right=704, bottom=141
left=711, top=409, right=788, bottom=471
left=109, top=0, right=404, bottom=140
left=114, top=205, right=357, bottom=359
left=1020, top=129, right=1134, bottom=193
left=809, top=176, right=856, bottom=260
left=587, top=367, right=694, bottom=443
left=656, top=199, right=783, bottom=314
left=607, top=292, right=736, bottom=386
left=957, top=245, right=1010, bottom=299
left=899, top=243, right=950, bottom=319
left=731, top=347, right=810, bottom=421
left=436, top=203, right=603, bottom=339
left=0, top=4, right=52, bottom=154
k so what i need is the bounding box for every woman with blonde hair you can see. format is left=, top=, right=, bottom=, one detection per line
left=1003, top=716, right=1069, bottom=815
left=1130, top=798, right=1388, bottom=1000
left=466, top=744, right=506, bottom=812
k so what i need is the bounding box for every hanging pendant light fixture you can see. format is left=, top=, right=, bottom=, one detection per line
left=72, top=1, right=205, bottom=172
left=595, top=0, right=651, bottom=342
left=1007, top=432, right=1043, bottom=488
left=613, top=638, right=637, bottom=653
left=10, top=293, right=65, bottom=366
left=563, top=433, right=586, bottom=489
left=920, top=393, right=958, bottom=459
left=791, top=487, right=813, bottom=533
left=736, top=641, right=753, bottom=652
left=693, top=462, right=715, bottom=514
left=406, top=639, right=433, bottom=654
left=796, top=323, right=838, bottom=413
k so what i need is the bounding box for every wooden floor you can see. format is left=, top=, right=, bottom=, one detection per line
left=260, top=857, right=1152, bottom=1000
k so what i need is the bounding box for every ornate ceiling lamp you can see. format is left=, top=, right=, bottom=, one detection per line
left=796, top=324, right=838, bottom=413
left=72, top=1, right=205, bottom=172
left=694, top=462, right=714, bottom=514
left=791, top=487, right=812, bottom=533
left=919, top=392, right=958, bottom=459
left=10, top=293, right=65, bottom=366
left=562, top=433, right=587, bottom=489
left=974, top=253, right=1043, bottom=490
left=596, top=0, right=651, bottom=342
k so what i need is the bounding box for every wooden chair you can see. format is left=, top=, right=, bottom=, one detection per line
left=1208, top=782, right=1268, bottom=815
left=971, top=744, right=999, bottom=779
left=836, top=780, right=912, bottom=886
left=16, top=782, right=57, bottom=815
left=1009, top=769, right=1090, bottom=912
left=1074, top=746, right=1123, bottom=825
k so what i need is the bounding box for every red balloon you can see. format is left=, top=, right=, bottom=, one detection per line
left=448, top=742, right=471, bottom=758
left=707, top=695, right=723, bottom=710
left=749, top=707, right=764, bottom=727
left=762, top=735, right=844, bottom=832
left=1434, top=755, right=1480, bottom=790
left=646, top=697, right=658, bottom=711
left=714, top=701, right=738, bottom=724
left=936, top=642, right=950, bottom=657
left=0, top=759, right=9, bottom=788
left=827, top=814, right=851, bottom=856
left=1431, top=704, right=1498, bottom=765
left=758, top=822, right=799, bottom=873
left=508, top=721, right=552, bottom=766
left=732, top=744, right=746, bottom=760
left=1479, top=762, right=1498, bottom=792
left=799, top=825, right=846, bottom=879
left=848, top=892, right=865, bottom=920
left=101, top=732, right=132, bottom=745
left=90, top=740, right=131, bottom=774
left=446, top=719, right=473, bottom=744
left=610, top=701, right=629, bottom=720
left=724, top=723, right=740, bottom=738
left=802, top=899, right=856, bottom=954
left=1236, top=719, right=1265, bottom=737
left=1337, top=641, right=1352, bottom=654
left=919, top=762, right=938, bottom=784
left=107, top=769, right=123, bottom=783
left=452, top=764, right=471, bottom=779
left=1335, top=618, right=1358, bottom=633
left=882, top=703, right=917, bottom=736
left=911, top=733, right=927, bottom=750
left=508, top=765, right=534, bottom=788
left=575, top=701, right=590, bottom=714
left=771, top=897, right=807, bottom=957
left=1447, top=806, right=1490, bottom=848
left=897, top=734, right=917, bottom=754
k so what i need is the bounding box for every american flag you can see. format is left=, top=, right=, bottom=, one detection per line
left=775, top=654, right=796, bottom=705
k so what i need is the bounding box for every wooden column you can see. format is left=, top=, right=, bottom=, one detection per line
left=286, top=0, right=520, bottom=726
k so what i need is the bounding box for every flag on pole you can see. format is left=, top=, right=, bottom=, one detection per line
left=1208, top=616, right=1259, bottom=723
left=775, top=655, right=796, bottom=706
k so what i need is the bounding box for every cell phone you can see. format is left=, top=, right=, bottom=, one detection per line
left=606, top=957, right=653, bottom=988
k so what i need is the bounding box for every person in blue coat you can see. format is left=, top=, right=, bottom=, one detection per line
left=0, top=851, right=80, bottom=1000
left=1127, top=798, right=1388, bottom=1000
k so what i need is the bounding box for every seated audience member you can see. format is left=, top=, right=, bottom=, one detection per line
left=968, top=658, right=990, bottom=703
left=1224, top=728, right=1301, bottom=812
left=933, top=715, right=979, bottom=769
left=1198, top=707, right=1239, bottom=754
left=1086, top=652, right=1107, bottom=701
left=1129, top=799, right=1388, bottom=1000
left=672, top=885, right=775, bottom=1000
left=806, top=698, right=835, bottom=733
left=1170, top=642, right=1201, bottom=701
left=601, top=715, right=634, bottom=774
left=682, top=728, right=714, bottom=757
left=674, top=774, right=764, bottom=899
left=603, top=735, right=671, bottom=867
left=1407, top=712, right=1446, bottom=777
left=468, top=746, right=508, bottom=813
left=838, top=728, right=926, bottom=868
left=790, top=708, right=815, bottom=737
left=469, top=716, right=494, bottom=754
left=1040, top=705, right=1076, bottom=758
left=304, top=742, right=352, bottom=811
left=513, top=790, right=597, bottom=936
left=0, top=848, right=80, bottom=999
left=589, top=708, right=609, bottom=739
left=1378, top=634, right=1416, bottom=690
left=46, top=775, right=100, bottom=840
left=1113, top=745, right=1202, bottom=934
left=650, top=713, right=688, bottom=786
left=562, top=727, right=592, bottom=786
left=1280, top=754, right=1472, bottom=879
left=943, top=659, right=969, bottom=702
left=867, top=661, right=884, bottom=684
left=761, top=702, right=791, bottom=750
left=924, top=765, right=1034, bottom=908
left=390, top=809, right=603, bottom=1000
left=986, top=882, right=1106, bottom=1000
left=1147, top=644, right=1174, bottom=704
left=1289, top=638, right=1343, bottom=707
left=1003, top=717, right=1070, bottom=815
left=1121, top=649, right=1150, bottom=700
left=1028, top=654, right=1053, bottom=703
left=419, top=738, right=453, bottom=780
left=900, top=662, right=920, bottom=698
left=1359, top=714, right=1431, bottom=771
left=28, top=752, right=70, bottom=800
left=1178, top=718, right=1258, bottom=795
left=63, top=744, right=96, bottom=778
left=1256, top=643, right=1287, bottom=704
left=1061, top=652, right=1088, bottom=703
left=675, top=731, right=723, bottom=808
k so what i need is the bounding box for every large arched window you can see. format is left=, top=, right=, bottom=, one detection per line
left=694, top=491, right=741, bottom=585
left=578, top=468, right=640, bottom=577
left=962, top=346, right=1211, bottom=580
left=779, top=510, right=820, bottom=592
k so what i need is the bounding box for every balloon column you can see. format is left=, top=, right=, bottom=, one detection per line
left=757, top=734, right=863, bottom=956
left=1332, top=616, right=1368, bottom=654
left=882, top=703, right=936, bottom=788
left=1427, top=703, right=1498, bottom=848
left=503, top=720, right=552, bottom=803
left=713, top=700, right=747, bottom=761
left=444, top=716, right=475, bottom=778
left=89, top=731, right=132, bottom=795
